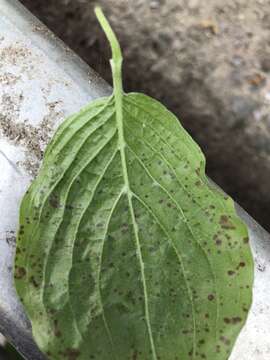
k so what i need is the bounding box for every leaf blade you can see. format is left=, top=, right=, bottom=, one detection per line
left=14, top=7, right=253, bottom=360
left=15, top=92, right=253, bottom=360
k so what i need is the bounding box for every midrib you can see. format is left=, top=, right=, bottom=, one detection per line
left=112, top=60, right=158, bottom=360
left=94, top=8, right=158, bottom=358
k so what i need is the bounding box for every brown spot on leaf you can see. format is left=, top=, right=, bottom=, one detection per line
left=243, top=237, right=249, bottom=244
left=14, top=266, right=26, bottom=279
left=208, top=294, right=215, bottom=301
left=238, top=262, right=246, bottom=269
left=232, top=316, right=242, bottom=324
left=49, top=194, right=60, bottom=208
left=30, top=276, right=39, bottom=288
left=62, top=348, right=80, bottom=360
left=215, top=238, right=222, bottom=246
left=224, top=316, right=242, bottom=325
left=219, top=215, right=236, bottom=230
left=220, top=336, right=231, bottom=346
left=53, top=319, right=62, bottom=338
left=55, top=329, right=62, bottom=338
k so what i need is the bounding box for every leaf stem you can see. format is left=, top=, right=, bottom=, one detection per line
left=95, top=6, right=124, bottom=155
left=95, top=6, right=123, bottom=97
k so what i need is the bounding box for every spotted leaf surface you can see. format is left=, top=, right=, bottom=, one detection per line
left=14, top=7, right=254, bottom=360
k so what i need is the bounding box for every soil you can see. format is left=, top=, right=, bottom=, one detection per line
left=20, top=0, right=270, bottom=231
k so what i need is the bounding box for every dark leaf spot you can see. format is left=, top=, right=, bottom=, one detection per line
left=14, top=266, right=26, bottom=279
left=219, top=215, right=236, bottom=230
left=243, top=237, right=249, bottom=244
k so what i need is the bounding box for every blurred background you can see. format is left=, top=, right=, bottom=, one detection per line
left=19, top=0, right=270, bottom=233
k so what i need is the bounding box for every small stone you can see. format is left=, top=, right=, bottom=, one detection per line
left=261, top=57, right=270, bottom=72
left=248, top=72, right=266, bottom=87
left=257, top=262, right=266, bottom=272
left=188, top=0, right=199, bottom=9
left=231, top=55, right=244, bottom=67
left=150, top=0, right=160, bottom=9
left=200, top=19, right=219, bottom=35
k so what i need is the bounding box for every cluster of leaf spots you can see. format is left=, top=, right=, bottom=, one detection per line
left=14, top=93, right=254, bottom=360
left=14, top=7, right=253, bottom=360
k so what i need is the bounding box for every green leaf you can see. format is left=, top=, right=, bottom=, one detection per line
left=14, top=7, right=254, bottom=360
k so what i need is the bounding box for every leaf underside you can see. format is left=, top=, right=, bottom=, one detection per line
left=15, top=92, right=253, bottom=360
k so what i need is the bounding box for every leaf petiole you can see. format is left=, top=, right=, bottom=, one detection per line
left=95, top=6, right=124, bottom=97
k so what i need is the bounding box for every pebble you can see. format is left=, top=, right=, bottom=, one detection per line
left=150, top=0, right=160, bottom=9
left=188, top=0, right=199, bottom=9
left=261, top=57, right=270, bottom=72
